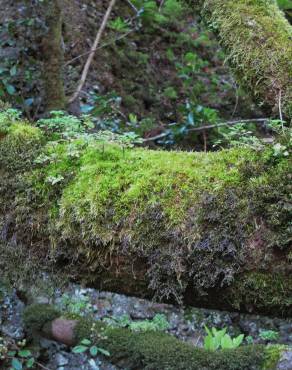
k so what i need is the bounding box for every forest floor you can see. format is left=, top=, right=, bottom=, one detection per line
left=1, top=275, right=292, bottom=369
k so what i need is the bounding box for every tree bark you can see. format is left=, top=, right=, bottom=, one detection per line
left=42, top=0, right=66, bottom=112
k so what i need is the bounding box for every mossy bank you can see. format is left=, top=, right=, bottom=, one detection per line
left=201, top=0, right=292, bottom=119
left=0, top=114, right=291, bottom=316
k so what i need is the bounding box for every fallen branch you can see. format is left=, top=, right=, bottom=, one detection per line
left=69, top=0, right=117, bottom=104
left=143, top=118, right=269, bottom=142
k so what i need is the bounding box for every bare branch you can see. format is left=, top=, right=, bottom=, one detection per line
left=143, top=118, right=270, bottom=142
left=69, top=0, right=117, bottom=104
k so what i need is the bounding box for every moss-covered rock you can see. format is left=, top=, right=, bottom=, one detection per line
left=201, top=0, right=292, bottom=119
left=1, top=119, right=291, bottom=315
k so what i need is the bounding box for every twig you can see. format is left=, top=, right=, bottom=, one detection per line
left=231, top=82, right=239, bottom=118
left=123, top=0, right=139, bottom=13
left=278, top=89, right=284, bottom=132
left=65, top=30, right=134, bottom=67
left=142, top=118, right=269, bottom=142
left=159, top=0, right=165, bottom=12
left=203, top=130, right=207, bottom=152
left=187, top=118, right=269, bottom=132
left=69, top=0, right=117, bottom=104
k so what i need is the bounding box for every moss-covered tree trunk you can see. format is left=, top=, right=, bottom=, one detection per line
left=199, top=0, right=292, bottom=120
left=42, top=0, right=66, bottom=112
left=1, top=119, right=291, bottom=316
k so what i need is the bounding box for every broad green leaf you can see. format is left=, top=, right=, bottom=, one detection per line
left=233, top=334, right=244, bottom=348
left=5, top=84, right=16, bottom=95
left=90, top=346, right=98, bottom=356
left=18, top=349, right=31, bottom=358
left=10, top=65, right=17, bottom=76
left=221, top=334, right=233, bottom=349
left=97, top=348, right=110, bottom=357
left=72, top=345, right=88, bottom=353
left=26, top=358, right=35, bottom=368
left=11, top=358, right=22, bottom=370
left=81, top=339, right=91, bottom=346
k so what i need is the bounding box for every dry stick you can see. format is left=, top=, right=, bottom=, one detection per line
left=65, top=30, right=134, bottom=67
left=278, top=89, right=284, bottom=133
left=69, top=0, right=117, bottom=104
left=143, top=118, right=269, bottom=142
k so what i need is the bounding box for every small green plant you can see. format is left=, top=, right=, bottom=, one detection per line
left=0, top=337, right=35, bottom=370
left=36, top=111, right=94, bottom=139
left=72, top=338, right=110, bottom=357
left=214, top=123, right=263, bottom=149
left=0, top=108, right=21, bottom=133
left=203, top=326, right=244, bottom=351
left=259, top=330, right=279, bottom=342
left=104, top=313, right=170, bottom=332
left=245, top=335, right=254, bottom=345
left=59, top=293, right=93, bottom=316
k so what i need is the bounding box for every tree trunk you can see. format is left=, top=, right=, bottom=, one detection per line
left=42, top=0, right=66, bottom=112
left=199, top=0, right=292, bottom=120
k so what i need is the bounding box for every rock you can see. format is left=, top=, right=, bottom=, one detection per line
left=51, top=318, right=77, bottom=346
left=277, top=350, right=292, bottom=370
left=35, top=296, right=51, bottom=305
left=55, top=352, right=69, bottom=367
left=89, top=358, right=100, bottom=370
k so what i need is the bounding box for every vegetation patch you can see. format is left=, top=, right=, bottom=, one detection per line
left=0, top=115, right=291, bottom=314
left=202, top=0, right=292, bottom=118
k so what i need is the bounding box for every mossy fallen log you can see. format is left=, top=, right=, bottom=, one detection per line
left=0, top=119, right=291, bottom=316
left=22, top=304, right=289, bottom=370
left=200, top=0, right=292, bottom=119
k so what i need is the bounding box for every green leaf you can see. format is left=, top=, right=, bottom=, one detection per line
left=5, top=84, right=16, bottom=95
left=11, top=358, right=22, bottom=370
left=72, top=345, right=88, bottom=353
left=8, top=351, right=17, bottom=356
left=204, top=325, right=212, bottom=337
left=89, top=346, right=98, bottom=356
left=204, top=335, right=215, bottom=351
left=221, top=334, right=233, bottom=349
left=26, top=358, right=35, bottom=368
left=18, top=350, right=31, bottom=358
left=10, top=65, right=17, bottom=76
left=97, top=348, right=110, bottom=357
left=233, top=334, right=244, bottom=348
left=81, top=339, right=91, bottom=346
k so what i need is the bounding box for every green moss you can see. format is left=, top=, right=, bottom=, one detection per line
left=75, top=316, right=268, bottom=370
left=23, top=304, right=60, bottom=332
left=1, top=121, right=291, bottom=313
left=227, top=272, right=292, bottom=316
left=262, top=345, right=286, bottom=369
left=202, top=0, right=292, bottom=119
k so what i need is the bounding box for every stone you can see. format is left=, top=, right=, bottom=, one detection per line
left=55, top=352, right=69, bottom=367
left=277, top=350, right=292, bottom=370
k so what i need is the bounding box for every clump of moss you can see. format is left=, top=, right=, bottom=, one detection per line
left=227, top=272, right=292, bottom=316
left=74, top=315, right=275, bottom=370
left=262, top=345, right=286, bottom=370
left=202, top=0, right=292, bottom=119
left=23, top=304, right=60, bottom=332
